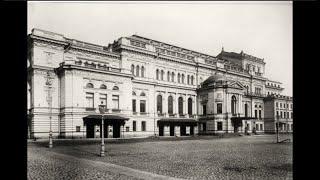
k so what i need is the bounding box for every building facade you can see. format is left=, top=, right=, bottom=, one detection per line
left=27, top=29, right=292, bottom=138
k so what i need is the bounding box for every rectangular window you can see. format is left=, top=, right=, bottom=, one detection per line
left=141, top=121, right=146, bottom=131
left=86, top=92, right=94, bottom=108
left=217, top=103, right=222, bottom=114
left=276, top=111, right=279, bottom=117
left=287, top=112, right=289, bottom=119
left=132, top=99, right=136, bottom=112
left=280, top=103, right=282, bottom=108
left=112, top=95, right=119, bottom=109
left=99, top=94, right=107, bottom=107
left=203, top=104, right=207, bottom=115
left=291, top=112, right=293, bottom=119
left=276, top=102, right=278, bottom=107
left=133, top=121, right=136, bottom=131
left=126, top=127, right=130, bottom=132
left=255, top=110, right=257, bottom=118
left=259, top=110, right=262, bottom=119
left=260, top=124, right=263, bottom=131
left=217, top=122, right=223, bottom=131
left=256, top=124, right=259, bottom=130
left=76, top=126, right=81, bottom=132
left=140, top=100, right=146, bottom=113
left=280, top=111, right=283, bottom=118
left=284, top=112, right=286, bottom=118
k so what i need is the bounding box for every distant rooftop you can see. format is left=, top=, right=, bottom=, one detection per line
left=217, top=49, right=265, bottom=63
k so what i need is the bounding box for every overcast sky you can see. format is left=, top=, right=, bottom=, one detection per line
left=28, top=1, right=292, bottom=96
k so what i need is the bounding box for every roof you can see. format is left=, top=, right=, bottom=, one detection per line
left=202, top=73, right=226, bottom=85
left=217, top=51, right=243, bottom=59
left=128, top=34, right=218, bottom=59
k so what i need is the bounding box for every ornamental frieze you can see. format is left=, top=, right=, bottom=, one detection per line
left=34, top=41, right=63, bottom=50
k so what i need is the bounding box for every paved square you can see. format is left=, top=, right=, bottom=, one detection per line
left=28, top=135, right=292, bottom=180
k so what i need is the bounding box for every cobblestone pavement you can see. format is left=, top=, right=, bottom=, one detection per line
left=28, top=134, right=292, bottom=180
left=28, top=145, right=181, bottom=180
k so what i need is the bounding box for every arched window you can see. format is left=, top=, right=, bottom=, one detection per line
left=100, top=84, right=107, bottom=89
left=168, top=96, right=173, bottom=115
left=161, top=70, right=164, bottom=80
left=136, top=65, right=140, bottom=77
left=182, top=74, right=185, bottom=84
left=140, top=92, right=146, bottom=96
left=191, top=76, right=194, bottom=85
left=141, top=66, right=145, bottom=77
left=244, top=104, right=248, bottom=117
left=156, top=69, right=159, bottom=80
left=178, top=97, right=183, bottom=115
left=178, top=73, right=181, bottom=83
left=131, top=64, right=135, bottom=75
left=86, top=83, right=94, bottom=88
left=167, top=71, right=170, bottom=81
left=112, top=86, right=119, bottom=90
left=157, top=95, right=162, bottom=113
left=188, top=97, right=192, bottom=115
left=245, top=85, right=249, bottom=93
left=132, top=91, right=136, bottom=96
left=231, top=95, right=237, bottom=115
left=171, top=72, right=175, bottom=82
left=187, top=75, right=190, bottom=84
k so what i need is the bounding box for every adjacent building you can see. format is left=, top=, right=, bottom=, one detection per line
left=27, top=28, right=292, bottom=139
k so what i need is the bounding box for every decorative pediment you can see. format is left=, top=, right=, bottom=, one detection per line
left=228, top=81, right=245, bottom=90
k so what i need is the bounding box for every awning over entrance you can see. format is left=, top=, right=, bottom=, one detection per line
left=83, top=114, right=129, bottom=126
left=157, top=118, right=198, bottom=126
left=230, top=117, right=257, bottom=121
left=157, top=118, right=197, bottom=136
left=231, top=117, right=257, bottom=127
left=83, top=114, right=129, bottom=138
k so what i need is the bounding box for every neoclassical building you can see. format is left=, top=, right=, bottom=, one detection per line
left=27, top=28, right=292, bottom=139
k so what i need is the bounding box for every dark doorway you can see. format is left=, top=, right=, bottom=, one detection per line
left=86, top=124, right=95, bottom=138
left=113, top=124, right=120, bottom=138
left=159, top=125, right=164, bottom=136
left=170, top=125, right=175, bottom=136
left=190, top=126, right=194, bottom=135
left=203, top=123, right=207, bottom=131
left=180, top=125, right=186, bottom=136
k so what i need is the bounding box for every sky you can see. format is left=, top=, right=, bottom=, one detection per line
left=28, top=1, right=292, bottom=96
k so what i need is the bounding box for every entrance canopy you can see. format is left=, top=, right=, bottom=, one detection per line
left=157, top=118, right=198, bottom=126
left=83, top=114, right=129, bottom=126
left=230, top=117, right=257, bottom=121
left=231, top=117, right=257, bottom=127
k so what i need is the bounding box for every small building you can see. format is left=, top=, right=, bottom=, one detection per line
left=264, top=95, right=293, bottom=133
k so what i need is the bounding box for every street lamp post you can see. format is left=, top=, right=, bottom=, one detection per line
left=276, top=114, right=280, bottom=143
left=98, top=102, right=106, bottom=157
left=46, top=71, right=54, bottom=148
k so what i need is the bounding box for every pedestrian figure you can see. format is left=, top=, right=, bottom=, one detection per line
left=253, top=127, right=257, bottom=135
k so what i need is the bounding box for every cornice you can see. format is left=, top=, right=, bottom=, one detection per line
left=29, top=34, right=67, bottom=47
left=56, top=64, right=132, bottom=79
left=70, top=46, right=120, bottom=59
